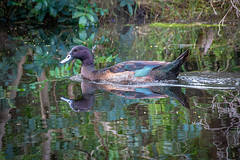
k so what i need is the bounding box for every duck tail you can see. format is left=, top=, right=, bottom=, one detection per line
left=167, top=49, right=189, bottom=77
left=173, top=49, right=189, bottom=66
left=151, top=50, right=189, bottom=80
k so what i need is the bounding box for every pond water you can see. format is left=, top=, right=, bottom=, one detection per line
left=0, top=22, right=240, bottom=159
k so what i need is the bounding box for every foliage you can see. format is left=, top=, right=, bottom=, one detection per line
left=1, top=0, right=108, bottom=25
left=1, top=0, right=240, bottom=25
left=119, top=0, right=135, bottom=16
left=137, top=0, right=239, bottom=24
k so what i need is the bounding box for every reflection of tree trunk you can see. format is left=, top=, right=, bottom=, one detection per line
left=92, top=112, right=109, bottom=160
left=1, top=49, right=28, bottom=152
left=9, top=53, right=27, bottom=99
left=37, top=70, right=52, bottom=160
left=52, top=81, right=59, bottom=113
left=68, top=84, right=75, bottom=99
left=41, top=129, right=52, bottom=160
left=197, top=28, right=214, bottom=55
left=0, top=108, right=11, bottom=152
left=37, top=70, right=50, bottom=120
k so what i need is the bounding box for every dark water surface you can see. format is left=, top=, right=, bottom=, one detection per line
left=1, top=23, right=240, bottom=159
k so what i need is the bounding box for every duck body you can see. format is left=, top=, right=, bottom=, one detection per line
left=60, top=46, right=189, bottom=84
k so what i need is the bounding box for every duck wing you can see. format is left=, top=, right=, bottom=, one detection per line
left=106, top=61, right=167, bottom=77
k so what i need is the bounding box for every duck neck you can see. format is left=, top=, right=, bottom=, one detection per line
left=81, top=60, right=96, bottom=80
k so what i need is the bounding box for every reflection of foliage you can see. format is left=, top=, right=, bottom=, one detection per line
left=0, top=45, right=27, bottom=85
left=191, top=90, right=240, bottom=159
left=20, top=25, right=116, bottom=78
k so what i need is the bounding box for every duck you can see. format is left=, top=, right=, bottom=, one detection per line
left=60, top=46, right=189, bottom=84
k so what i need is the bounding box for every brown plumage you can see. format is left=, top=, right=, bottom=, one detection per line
left=60, top=46, right=189, bottom=84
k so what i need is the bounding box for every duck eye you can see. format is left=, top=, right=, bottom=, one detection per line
left=67, top=55, right=70, bottom=58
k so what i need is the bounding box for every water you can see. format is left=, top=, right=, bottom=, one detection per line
left=0, top=23, right=240, bottom=159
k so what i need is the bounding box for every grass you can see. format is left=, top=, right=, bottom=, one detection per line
left=149, top=22, right=222, bottom=28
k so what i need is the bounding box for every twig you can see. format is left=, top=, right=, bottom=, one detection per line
left=218, top=6, right=233, bottom=36
left=230, top=0, right=240, bottom=17
left=211, top=0, right=218, bottom=15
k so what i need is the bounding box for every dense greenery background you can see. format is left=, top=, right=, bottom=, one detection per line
left=1, top=0, right=239, bottom=24
left=0, top=1, right=240, bottom=159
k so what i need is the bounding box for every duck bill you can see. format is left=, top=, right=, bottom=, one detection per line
left=60, top=54, right=74, bottom=64
left=60, top=97, right=73, bottom=104
left=61, top=97, right=76, bottom=111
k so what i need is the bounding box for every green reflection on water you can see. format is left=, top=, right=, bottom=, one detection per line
left=0, top=23, right=240, bottom=159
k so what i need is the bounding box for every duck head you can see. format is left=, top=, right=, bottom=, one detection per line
left=60, top=46, right=94, bottom=65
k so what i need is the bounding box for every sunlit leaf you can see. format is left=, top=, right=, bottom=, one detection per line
left=55, top=67, right=60, bottom=78
left=127, top=3, right=133, bottom=16
left=73, top=37, right=83, bottom=44
left=36, top=46, right=43, bottom=54
left=79, top=15, right=87, bottom=27
left=86, top=14, right=95, bottom=22
left=72, top=12, right=84, bottom=18
left=43, top=0, right=48, bottom=7
left=120, top=1, right=127, bottom=7
left=87, top=33, right=95, bottom=42
left=100, top=9, right=105, bottom=16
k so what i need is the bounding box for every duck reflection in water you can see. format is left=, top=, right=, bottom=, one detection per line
left=61, top=81, right=190, bottom=112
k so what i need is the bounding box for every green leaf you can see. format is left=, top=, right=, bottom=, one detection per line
left=58, top=17, right=68, bottom=22
left=24, top=64, right=34, bottom=70
left=79, top=30, right=87, bottom=41
left=35, top=2, right=42, bottom=11
left=127, top=3, right=133, bottom=16
left=72, top=12, right=84, bottom=18
left=106, top=55, right=113, bottom=62
left=37, top=12, right=45, bottom=22
left=120, top=1, right=127, bottom=7
left=55, top=67, right=60, bottom=78
left=100, top=9, right=104, bottom=16
left=36, top=46, right=43, bottom=54
left=86, top=14, right=95, bottom=22
left=43, top=0, right=48, bottom=7
left=87, top=33, right=95, bottom=42
left=79, top=15, right=87, bottom=27
left=49, top=7, right=57, bottom=17
left=127, top=0, right=135, bottom=5
left=73, top=37, right=83, bottom=44
left=49, top=70, right=55, bottom=77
